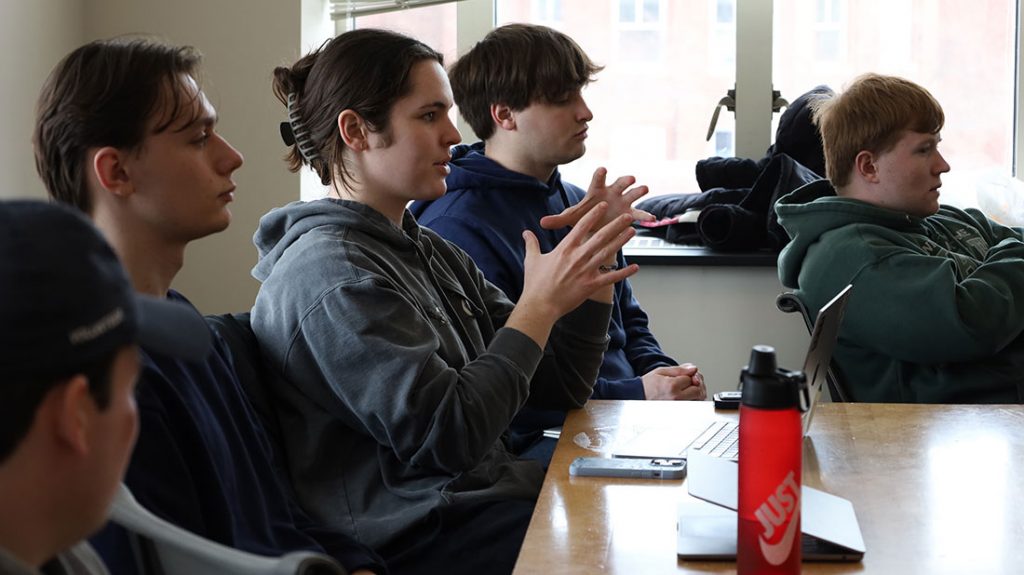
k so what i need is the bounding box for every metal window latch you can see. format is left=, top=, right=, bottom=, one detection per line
left=705, top=87, right=790, bottom=142
left=705, top=88, right=736, bottom=141
left=772, top=89, right=789, bottom=114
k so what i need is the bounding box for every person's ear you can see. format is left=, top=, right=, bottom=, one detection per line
left=338, top=110, right=369, bottom=152
left=51, top=376, right=93, bottom=457
left=489, top=103, right=516, bottom=132
left=854, top=150, right=880, bottom=183
left=92, top=147, right=134, bottom=198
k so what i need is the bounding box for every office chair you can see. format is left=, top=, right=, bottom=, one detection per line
left=205, top=312, right=286, bottom=451
left=775, top=291, right=852, bottom=402
left=109, top=484, right=345, bottom=575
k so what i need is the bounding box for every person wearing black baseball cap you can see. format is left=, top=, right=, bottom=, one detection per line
left=32, top=37, right=383, bottom=575
left=0, top=200, right=211, bottom=575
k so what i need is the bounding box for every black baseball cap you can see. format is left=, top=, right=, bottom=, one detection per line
left=0, top=200, right=211, bottom=379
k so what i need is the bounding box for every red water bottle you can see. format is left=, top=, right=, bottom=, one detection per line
left=737, top=345, right=805, bottom=574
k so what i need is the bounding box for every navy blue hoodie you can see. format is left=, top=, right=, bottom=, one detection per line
left=90, top=292, right=384, bottom=574
left=412, top=143, right=676, bottom=427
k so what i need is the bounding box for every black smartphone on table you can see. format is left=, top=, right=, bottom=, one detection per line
left=713, top=390, right=742, bottom=409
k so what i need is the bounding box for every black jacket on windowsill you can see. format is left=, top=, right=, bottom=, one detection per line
left=637, top=85, right=833, bottom=251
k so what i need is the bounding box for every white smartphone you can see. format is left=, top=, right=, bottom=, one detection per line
left=568, top=456, right=687, bottom=480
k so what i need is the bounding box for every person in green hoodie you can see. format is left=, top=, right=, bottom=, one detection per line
left=775, top=72, right=1024, bottom=403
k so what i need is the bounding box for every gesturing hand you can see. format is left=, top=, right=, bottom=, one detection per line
left=539, top=167, right=654, bottom=231
left=506, top=202, right=640, bottom=348
left=522, top=202, right=638, bottom=316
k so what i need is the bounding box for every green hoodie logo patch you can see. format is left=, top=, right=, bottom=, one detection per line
left=920, top=239, right=978, bottom=279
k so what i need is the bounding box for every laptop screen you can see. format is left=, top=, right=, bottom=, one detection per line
left=611, top=284, right=853, bottom=461
left=800, top=284, right=852, bottom=435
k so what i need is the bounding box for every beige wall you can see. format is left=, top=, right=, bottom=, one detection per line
left=2, top=0, right=321, bottom=314
left=629, top=266, right=808, bottom=397
left=0, top=0, right=85, bottom=201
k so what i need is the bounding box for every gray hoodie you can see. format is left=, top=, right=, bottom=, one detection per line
left=250, top=198, right=610, bottom=548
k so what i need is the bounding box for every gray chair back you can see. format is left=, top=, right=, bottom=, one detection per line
left=109, top=484, right=345, bottom=575
left=205, top=312, right=286, bottom=451
left=775, top=291, right=852, bottom=402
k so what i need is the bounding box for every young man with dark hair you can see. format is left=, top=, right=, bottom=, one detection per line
left=0, top=200, right=211, bottom=575
left=776, top=73, right=1024, bottom=403
left=33, top=37, right=382, bottom=574
left=411, top=24, right=705, bottom=450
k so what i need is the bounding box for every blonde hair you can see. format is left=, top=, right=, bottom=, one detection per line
left=813, top=73, right=944, bottom=188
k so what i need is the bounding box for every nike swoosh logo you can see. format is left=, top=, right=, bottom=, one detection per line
left=759, top=506, right=800, bottom=566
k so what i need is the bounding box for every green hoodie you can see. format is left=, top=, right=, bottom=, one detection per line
left=775, top=180, right=1024, bottom=403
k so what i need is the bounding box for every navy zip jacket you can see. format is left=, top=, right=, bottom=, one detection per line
left=90, top=291, right=385, bottom=574
left=411, top=143, right=676, bottom=426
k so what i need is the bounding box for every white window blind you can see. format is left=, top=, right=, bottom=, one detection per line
left=330, top=0, right=468, bottom=20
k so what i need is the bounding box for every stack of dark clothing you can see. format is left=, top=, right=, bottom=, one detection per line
left=637, top=86, right=834, bottom=251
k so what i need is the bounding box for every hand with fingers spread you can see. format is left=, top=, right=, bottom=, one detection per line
left=641, top=364, right=707, bottom=401
left=540, top=167, right=655, bottom=231
left=504, top=202, right=639, bottom=348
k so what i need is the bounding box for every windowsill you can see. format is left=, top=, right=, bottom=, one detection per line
left=623, top=235, right=778, bottom=267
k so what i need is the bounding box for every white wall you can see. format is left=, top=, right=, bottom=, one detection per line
left=82, top=0, right=312, bottom=314
left=0, top=0, right=85, bottom=200
left=629, top=266, right=808, bottom=397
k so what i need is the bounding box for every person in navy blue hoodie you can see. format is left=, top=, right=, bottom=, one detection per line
left=411, top=24, right=706, bottom=452
left=33, top=37, right=384, bottom=575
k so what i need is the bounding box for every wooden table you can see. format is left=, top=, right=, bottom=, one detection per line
left=513, top=400, right=1024, bottom=574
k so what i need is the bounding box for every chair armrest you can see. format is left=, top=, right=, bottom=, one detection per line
left=775, top=292, right=815, bottom=332
left=109, top=485, right=346, bottom=575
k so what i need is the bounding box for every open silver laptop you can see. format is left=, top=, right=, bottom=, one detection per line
left=612, top=284, right=852, bottom=462
left=677, top=452, right=865, bottom=561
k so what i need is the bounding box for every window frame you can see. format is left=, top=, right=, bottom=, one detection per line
left=336, top=0, right=1024, bottom=176
left=613, top=0, right=668, bottom=66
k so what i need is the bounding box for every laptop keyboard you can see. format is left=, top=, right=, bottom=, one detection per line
left=688, top=420, right=739, bottom=460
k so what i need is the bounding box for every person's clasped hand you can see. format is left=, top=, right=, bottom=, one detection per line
left=641, top=364, right=707, bottom=401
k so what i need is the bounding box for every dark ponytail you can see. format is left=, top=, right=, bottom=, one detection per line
left=273, top=46, right=332, bottom=184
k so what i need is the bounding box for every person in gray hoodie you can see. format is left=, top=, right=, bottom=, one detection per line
left=251, top=29, right=646, bottom=575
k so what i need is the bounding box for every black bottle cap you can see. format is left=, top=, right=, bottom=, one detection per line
left=740, top=345, right=803, bottom=409
left=747, top=345, right=777, bottom=376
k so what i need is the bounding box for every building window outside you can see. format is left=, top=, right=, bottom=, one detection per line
left=616, top=0, right=665, bottom=64
left=496, top=0, right=731, bottom=198
left=350, top=3, right=459, bottom=65
left=326, top=0, right=1020, bottom=209
left=710, top=0, right=735, bottom=72
left=714, top=129, right=734, bottom=158
left=812, top=0, right=844, bottom=63
left=775, top=0, right=1016, bottom=212
left=533, top=0, right=562, bottom=23
left=351, top=4, right=462, bottom=134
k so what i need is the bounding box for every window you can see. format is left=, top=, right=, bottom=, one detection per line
left=616, top=0, right=665, bottom=63
left=709, top=0, right=735, bottom=71
left=317, top=0, right=1024, bottom=207
left=774, top=0, right=1017, bottom=208
left=494, top=1, right=732, bottom=198
left=532, top=0, right=562, bottom=24
left=713, top=127, right=734, bottom=158
left=812, top=0, right=844, bottom=63
left=346, top=2, right=459, bottom=64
